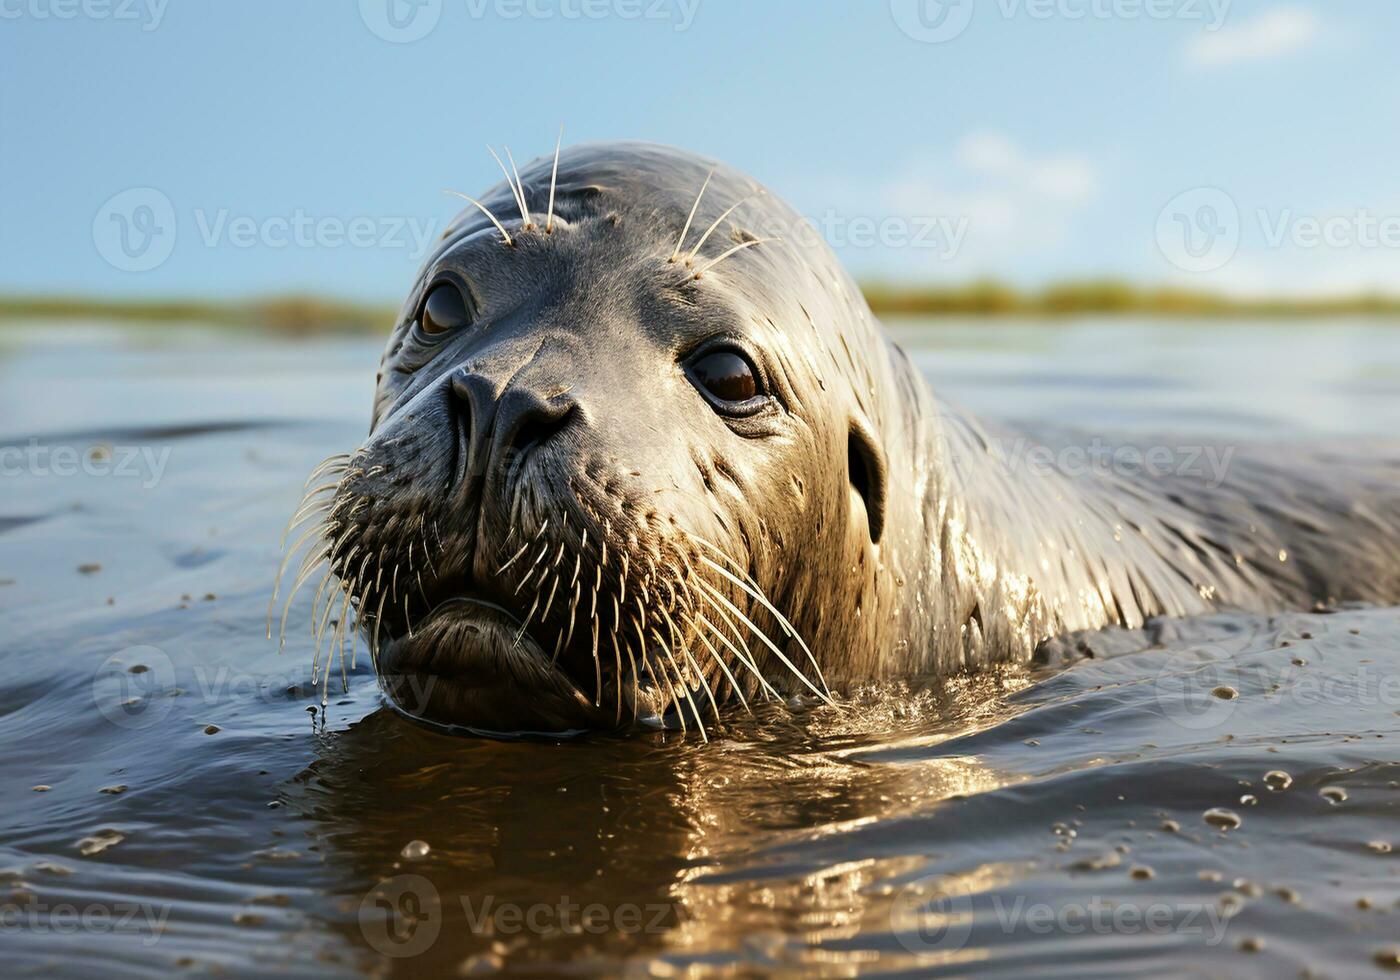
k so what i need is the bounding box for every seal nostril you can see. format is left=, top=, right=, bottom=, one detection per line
left=509, top=400, right=575, bottom=462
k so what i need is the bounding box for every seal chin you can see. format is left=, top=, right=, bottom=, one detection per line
left=379, top=597, right=646, bottom=736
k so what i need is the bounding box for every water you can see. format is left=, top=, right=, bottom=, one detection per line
left=1, top=318, right=1398, bottom=977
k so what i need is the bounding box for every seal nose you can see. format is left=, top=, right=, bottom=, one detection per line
left=492, top=386, right=576, bottom=472
left=450, top=370, right=576, bottom=496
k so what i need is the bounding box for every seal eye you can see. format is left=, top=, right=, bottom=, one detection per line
left=689, top=350, right=759, bottom=404
left=419, top=281, right=471, bottom=336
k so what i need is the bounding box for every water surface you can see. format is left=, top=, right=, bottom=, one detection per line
left=1, top=318, right=1398, bottom=977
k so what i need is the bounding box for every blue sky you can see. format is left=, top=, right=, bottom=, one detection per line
left=3, top=0, right=1398, bottom=301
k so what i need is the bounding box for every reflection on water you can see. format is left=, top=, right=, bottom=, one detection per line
left=1, top=319, right=1398, bottom=977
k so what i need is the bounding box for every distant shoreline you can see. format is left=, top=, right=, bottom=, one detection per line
left=4, top=284, right=1400, bottom=334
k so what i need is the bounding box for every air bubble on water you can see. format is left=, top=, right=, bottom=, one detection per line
left=1264, top=770, right=1293, bottom=791
left=1204, top=807, right=1242, bottom=831
left=401, top=840, right=430, bottom=860
left=1319, top=786, right=1348, bottom=805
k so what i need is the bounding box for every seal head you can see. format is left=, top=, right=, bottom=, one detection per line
left=313, top=142, right=899, bottom=735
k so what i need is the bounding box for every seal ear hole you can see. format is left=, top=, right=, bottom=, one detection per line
left=847, top=424, right=886, bottom=545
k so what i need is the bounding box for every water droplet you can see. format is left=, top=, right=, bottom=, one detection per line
left=1129, top=865, right=1155, bottom=880
left=1239, top=936, right=1264, bottom=953
left=1239, top=794, right=1258, bottom=806
left=1212, top=686, right=1239, bottom=700
left=1366, top=841, right=1392, bottom=854
left=401, top=840, right=430, bottom=861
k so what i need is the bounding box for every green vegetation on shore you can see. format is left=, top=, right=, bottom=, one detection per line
left=3, top=282, right=1400, bottom=334
left=861, top=280, right=1400, bottom=318
left=0, top=295, right=397, bottom=334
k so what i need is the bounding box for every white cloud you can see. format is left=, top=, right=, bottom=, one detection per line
left=782, top=131, right=1102, bottom=282
left=955, top=131, right=1098, bottom=203
left=1185, top=7, right=1320, bottom=69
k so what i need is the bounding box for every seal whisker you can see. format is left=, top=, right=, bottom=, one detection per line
left=563, top=578, right=581, bottom=652
left=694, top=578, right=832, bottom=704
left=505, top=146, right=534, bottom=229
left=540, top=572, right=562, bottom=635
left=276, top=545, right=331, bottom=649
left=487, top=145, right=532, bottom=230
left=443, top=189, right=514, bottom=246
left=268, top=523, right=330, bottom=627
left=693, top=549, right=829, bottom=694
left=685, top=196, right=751, bottom=266
left=590, top=613, right=602, bottom=708
left=303, top=453, right=351, bottom=486
left=655, top=628, right=708, bottom=740
left=496, top=540, right=531, bottom=574
left=690, top=237, right=780, bottom=281
left=545, top=124, right=563, bottom=234
left=371, top=588, right=388, bottom=671
left=610, top=629, right=625, bottom=724
left=696, top=602, right=782, bottom=702
left=686, top=613, right=752, bottom=714
left=669, top=168, right=713, bottom=263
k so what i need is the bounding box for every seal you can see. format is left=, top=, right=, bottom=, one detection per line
left=270, top=139, right=1400, bottom=737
